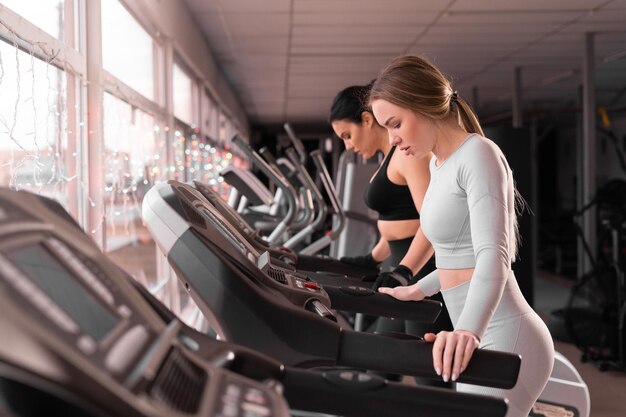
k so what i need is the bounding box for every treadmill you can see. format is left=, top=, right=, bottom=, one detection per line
left=194, top=153, right=377, bottom=279
left=0, top=188, right=510, bottom=417
left=224, top=135, right=379, bottom=278
left=0, top=188, right=288, bottom=417
left=193, top=178, right=374, bottom=290
left=182, top=180, right=442, bottom=323
left=142, top=180, right=521, bottom=392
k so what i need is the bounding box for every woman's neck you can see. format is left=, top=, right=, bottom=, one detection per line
left=375, top=126, right=392, bottom=157
left=432, top=121, right=471, bottom=165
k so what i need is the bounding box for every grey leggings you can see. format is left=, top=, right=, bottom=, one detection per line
left=442, top=272, right=554, bottom=417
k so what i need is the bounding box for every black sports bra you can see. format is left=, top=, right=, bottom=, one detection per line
left=364, top=146, right=420, bottom=221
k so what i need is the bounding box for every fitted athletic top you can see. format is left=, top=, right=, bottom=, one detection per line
left=416, top=134, right=518, bottom=338
left=364, top=146, right=420, bottom=221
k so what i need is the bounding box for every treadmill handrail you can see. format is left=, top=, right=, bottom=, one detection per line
left=337, top=330, right=521, bottom=390
left=285, top=147, right=325, bottom=207
left=293, top=186, right=315, bottom=231
left=283, top=123, right=308, bottom=164
left=310, top=150, right=345, bottom=240
left=260, top=149, right=314, bottom=232
left=231, top=135, right=297, bottom=244
left=221, top=166, right=275, bottom=206
left=284, top=148, right=328, bottom=244
left=322, top=285, right=442, bottom=322
left=281, top=367, right=507, bottom=417
left=272, top=155, right=315, bottom=232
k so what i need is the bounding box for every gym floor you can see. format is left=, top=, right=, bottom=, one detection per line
left=534, top=274, right=626, bottom=417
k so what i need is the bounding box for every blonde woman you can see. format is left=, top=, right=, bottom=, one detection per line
left=371, top=55, right=554, bottom=417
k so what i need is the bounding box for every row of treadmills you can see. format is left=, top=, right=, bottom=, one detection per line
left=0, top=131, right=589, bottom=416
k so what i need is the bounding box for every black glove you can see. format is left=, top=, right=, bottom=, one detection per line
left=339, top=253, right=381, bottom=271
left=372, top=265, right=414, bottom=291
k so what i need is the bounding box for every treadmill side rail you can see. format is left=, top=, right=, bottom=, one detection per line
left=338, top=330, right=521, bottom=390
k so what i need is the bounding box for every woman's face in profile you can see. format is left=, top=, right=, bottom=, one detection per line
left=331, top=113, right=379, bottom=159
left=371, top=99, right=433, bottom=159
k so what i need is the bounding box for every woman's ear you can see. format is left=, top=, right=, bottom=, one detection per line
left=361, top=111, right=374, bottom=128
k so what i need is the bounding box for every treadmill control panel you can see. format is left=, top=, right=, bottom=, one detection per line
left=0, top=236, right=150, bottom=378
left=217, top=376, right=276, bottom=417
left=0, top=189, right=291, bottom=417
left=192, top=182, right=298, bottom=263
left=171, top=183, right=333, bottom=314
left=257, top=252, right=321, bottom=293
left=193, top=182, right=256, bottom=237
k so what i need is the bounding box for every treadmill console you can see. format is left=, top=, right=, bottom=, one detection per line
left=169, top=182, right=334, bottom=317
left=193, top=182, right=257, bottom=238
left=0, top=236, right=150, bottom=376
left=192, top=181, right=298, bottom=264
left=256, top=252, right=322, bottom=294
left=0, top=189, right=290, bottom=417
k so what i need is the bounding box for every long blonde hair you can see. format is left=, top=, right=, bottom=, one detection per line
left=370, top=55, right=527, bottom=262
left=369, top=55, right=483, bottom=136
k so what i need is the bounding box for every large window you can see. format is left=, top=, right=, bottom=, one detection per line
left=1, top=0, right=65, bottom=39
left=102, top=92, right=165, bottom=241
left=184, top=127, right=203, bottom=181
left=102, top=0, right=154, bottom=100
left=218, top=110, right=230, bottom=144
left=0, top=0, right=243, bottom=333
left=172, top=126, right=187, bottom=181
left=173, top=63, right=196, bottom=125
left=102, top=92, right=166, bottom=288
left=0, top=39, right=73, bottom=206
left=202, top=90, right=218, bottom=140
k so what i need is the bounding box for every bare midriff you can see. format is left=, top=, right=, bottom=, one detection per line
left=439, top=268, right=474, bottom=290
left=378, top=218, right=421, bottom=241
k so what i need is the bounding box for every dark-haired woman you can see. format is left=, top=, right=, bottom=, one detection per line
left=329, top=85, right=452, bottom=386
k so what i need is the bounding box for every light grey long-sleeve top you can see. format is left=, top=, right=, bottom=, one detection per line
left=416, top=133, right=517, bottom=339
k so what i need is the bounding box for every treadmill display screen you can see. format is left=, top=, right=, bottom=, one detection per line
left=7, top=244, right=118, bottom=341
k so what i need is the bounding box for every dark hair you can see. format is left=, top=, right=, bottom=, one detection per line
left=328, top=83, right=373, bottom=124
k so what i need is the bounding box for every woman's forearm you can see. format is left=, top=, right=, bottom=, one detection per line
left=398, top=227, right=434, bottom=273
